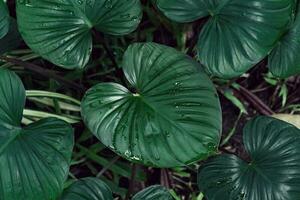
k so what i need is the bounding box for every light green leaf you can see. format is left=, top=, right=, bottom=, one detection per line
left=272, top=114, right=300, bottom=129
left=0, top=69, right=74, bottom=200
left=268, top=2, right=300, bottom=78
left=81, top=42, right=222, bottom=168
left=132, top=185, right=173, bottom=200
left=198, top=116, right=300, bottom=200
left=16, top=0, right=142, bottom=69
left=155, top=0, right=294, bottom=78
left=60, top=178, right=113, bottom=200
left=0, top=0, right=9, bottom=39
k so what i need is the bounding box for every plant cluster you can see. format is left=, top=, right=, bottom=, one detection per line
left=0, top=0, right=300, bottom=200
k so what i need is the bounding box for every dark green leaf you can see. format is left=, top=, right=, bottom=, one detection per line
left=0, top=0, right=9, bottom=39
left=198, top=116, right=300, bottom=200
left=155, top=0, right=210, bottom=23
left=268, top=2, right=300, bottom=78
left=60, top=178, right=113, bottom=200
left=132, top=185, right=173, bottom=200
left=16, top=0, right=142, bottom=69
left=0, top=69, right=74, bottom=200
left=0, top=18, right=22, bottom=55
left=81, top=42, right=221, bottom=168
left=155, top=0, right=294, bottom=78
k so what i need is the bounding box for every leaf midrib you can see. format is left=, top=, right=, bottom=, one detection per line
left=67, top=0, right=93, bottom=29
left=0, top=127, right=22, bottom=155
left=135, top=94, right=209, bottom=150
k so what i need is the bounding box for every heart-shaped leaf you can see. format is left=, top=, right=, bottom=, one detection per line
left=198, top=116, right=300, bottom=200
left=155, top=0, right=294, bottom=78
left=0, top=69, right=74, bottom=200
left=60, top=178, right=113, bottom=200
left=0, top=0, right=9, bottom=39
left=132, top=185, right=173, bottom=200
left=16, top=0, right=142, bottom=69
left=268, top=2, right=300, bottom=78
left=81, top=42, right=221, bottom=168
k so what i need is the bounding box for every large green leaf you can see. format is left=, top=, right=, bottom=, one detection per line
left=60, top=178, right=113, bottom=200
left=81, top=42, right=221, bottom=168
left=0, top=0, right=9, bottom=39
left=132, top=185, right=173, bottom=200
left=0, top=69, right=74, bottom=200
left=198, top=116, right=300, bottom=200
left=268, top=2, right=300, bottom=78
left=16, top=0, right=142, bottom=69
left=155, top=0, right=294, bottom=78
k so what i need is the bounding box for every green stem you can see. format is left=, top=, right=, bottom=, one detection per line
left=26, top=90, right=81, bottom=105
left=221, top=112, right=243, bottom=147
left=23, top=109, right=80, bottom=124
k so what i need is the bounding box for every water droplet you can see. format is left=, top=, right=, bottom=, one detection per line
left=124, top=150, right=131, bottom=157
left=104, top=0, right=113, bottom=8
left=120, top=14, right=131, bottom=19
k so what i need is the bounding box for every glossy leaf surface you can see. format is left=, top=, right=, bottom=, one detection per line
left=16, top=0, right=142, bottom=69
left=132, top=185, right=173, bottom=200
left=269, top=2, right=300, bottom=77
left=60, top=178, right=113, bottom=200
left=155, top=0, right=294, bottom=78
left=198, top=116, right=300, bottom=200
left=0, top=0, right=9, bottom=39
left=0, top=69, right=74, bottom=200
left=81, top=42, right=221, bottom=167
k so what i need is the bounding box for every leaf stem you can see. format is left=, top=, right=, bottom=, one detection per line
left=0, top=55, right=86, bottom=92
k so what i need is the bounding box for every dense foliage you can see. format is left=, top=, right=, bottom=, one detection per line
left=1, top=0, right=300, bottom=200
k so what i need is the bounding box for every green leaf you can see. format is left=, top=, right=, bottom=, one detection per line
left=60, top=178, right=113, bottom=200
left=155, top=0, right=294, bottom=78
left=268, top=2, right=300, bottom=78
left=132, top=185, right=173, bottom=200
left=16, top=0, right=142, bottom=69
left=0, top=0, right=9, bottom=39
left=81, top=42, right=221, bottom=168
left=198, top=116, right=300, bottom=200
left=0, top=69, right=74, bottom=200
left=155, top=0, right=210, bottom=23
left=0, top=18, right=22, bottom=55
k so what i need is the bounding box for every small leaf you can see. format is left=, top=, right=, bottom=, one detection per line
left=268, top=2, right=300, bottom=78
left=155, top=0, right=294, bottom=78
left=198, top=116, right=300, bottom=200
left=132, top=185, right=173, bottom=200
left=0, top=69, right=74, bottom=200
left=60, top=178, right=113, bottom=200
left=0, top=0, right=9, bottom=39
left=16, top=0, right=142, bottom=69
left=81, top=42, right=222, bottom=167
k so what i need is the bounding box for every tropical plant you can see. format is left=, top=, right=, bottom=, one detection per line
left=154, top=0, right=300, bottom=78
left=1, top=0, right=300, bottom=199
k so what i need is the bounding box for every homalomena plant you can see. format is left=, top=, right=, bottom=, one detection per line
left=81, top=42, right=222, bottom=167
left=16, top=0, right=142, bottom=69
left=60, top=178, right=172, bottom=200
left=154, top=0, right=295, bottom=78
left=198, top=116, right=300, bottom=200
left=0, top=69, right=74, bottom=200
left=268, top=1, right=300, bottom=77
